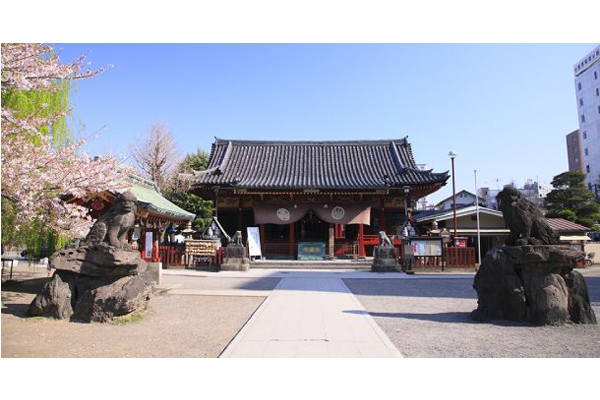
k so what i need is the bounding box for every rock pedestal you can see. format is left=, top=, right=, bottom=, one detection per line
left=220, top=244, right=250, bottom=271
left=372, top=245, right=401, bottom=272
left=472, top=245, right=596, bottom=326
left=28, top=244, right=155, bottom=322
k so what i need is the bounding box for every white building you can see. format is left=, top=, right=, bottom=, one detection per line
left=434, top=190, right=484, bottom=211
left=479, top=180, right=548, bottom=210
left=574, top=44, right=600, bottom=197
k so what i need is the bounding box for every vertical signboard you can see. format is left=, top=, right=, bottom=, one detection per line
left=247, top=227, right=262, bottom=259
left=145, top=231, right=153, bottom=259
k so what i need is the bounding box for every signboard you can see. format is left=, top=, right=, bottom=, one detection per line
left=411, top=238, right=443, bottom=256
left=247, top=227, right=262, bottom=259
left=144, top=231, right=153, bottom=259
left=454, top=237, right=468, bottom=248
left=298, top=242, right=326, bottom=260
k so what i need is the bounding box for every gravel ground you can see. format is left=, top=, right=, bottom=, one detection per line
left=344, top=274, right=600, bottom=358
left=161, top=274, right=281, bottom=291
left=1, top=271, right=264, bottom=358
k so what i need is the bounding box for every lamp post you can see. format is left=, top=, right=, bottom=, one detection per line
left=448, top=151, right=457, bottom=241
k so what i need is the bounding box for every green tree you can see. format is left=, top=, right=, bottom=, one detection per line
left=1, top=57, right=73, bottom=254
left=163, top=148, right=213, bottom=231
left=546, top=171, right=600, bottom=230
left=178, top=148, right=210, bottom=173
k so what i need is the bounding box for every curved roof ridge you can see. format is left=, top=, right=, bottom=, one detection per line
left=214, top=137, right=409, bottom=146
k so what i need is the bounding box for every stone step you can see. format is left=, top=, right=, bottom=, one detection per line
left=250, top=260, right=372, bottom=270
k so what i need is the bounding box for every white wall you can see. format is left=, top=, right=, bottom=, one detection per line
left=574, top=45, right=600, bottom=192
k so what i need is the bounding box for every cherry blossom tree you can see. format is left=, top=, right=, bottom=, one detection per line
left=1, top=43, right=125, bottom=239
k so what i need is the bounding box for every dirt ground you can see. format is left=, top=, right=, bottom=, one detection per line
left=1, top=270, right=264, bottom=358
left=344, top=272, right=600, bottom=358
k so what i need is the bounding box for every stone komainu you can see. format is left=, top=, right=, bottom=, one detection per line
left=82, top=191, right=138, bottom=249
left=378, top=231, right=393, bottom=247
left=496, top=186, right=557, bottom=246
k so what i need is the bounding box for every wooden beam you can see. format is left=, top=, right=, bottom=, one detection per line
left=358, top=224, right=365, bottom=258
left=289, top=222, right=295, bottom=259
left=328, top=223, right=334, bottom=259
left=260, top=224, right=266, bottom=258
left=380, top=197, right=385, bottom=233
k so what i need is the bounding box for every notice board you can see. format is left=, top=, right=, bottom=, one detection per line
left=144, top=231, right=153, bottom=259
left=247, top=227, right=262, bottom=259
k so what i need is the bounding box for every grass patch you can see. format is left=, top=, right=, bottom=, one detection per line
left=111, top=309, right=147, bottom=325
left=25, top=316, right=60, bottom=322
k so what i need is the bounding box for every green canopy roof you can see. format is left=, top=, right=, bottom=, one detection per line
left=116, top=175, right=195, bottom=221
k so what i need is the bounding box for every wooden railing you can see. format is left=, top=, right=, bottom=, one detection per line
left=334, top=241, right=359, bottom=257
left=158, top=244, right=186, bottom=266
left=401, top=247, right=476, bottom=268
left=443, top=247, right=476, bottom=267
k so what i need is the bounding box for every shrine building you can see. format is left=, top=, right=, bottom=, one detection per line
left=186, top=138, right=448, bottom=259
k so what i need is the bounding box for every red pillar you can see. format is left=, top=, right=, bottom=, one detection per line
left=260, top=224, right=266, bottom=258
left=289, top=222, right=295, bottom=259
left=152, top=229, right=159, bottom=262
left=358, top=224, right=365, bottom=258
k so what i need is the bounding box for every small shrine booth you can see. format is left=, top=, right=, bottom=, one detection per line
left=185, top=138, right=448, bottom=260
left=76, top=175, right=195, bottom=262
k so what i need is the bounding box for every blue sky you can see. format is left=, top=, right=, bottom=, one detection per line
left=57, top=43, right=595, bottom=204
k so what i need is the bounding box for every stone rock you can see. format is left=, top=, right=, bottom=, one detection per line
left=564, top=270, right=598, bottom=324
left=28, top=245, right=155, bottom=322
left=28, top=270, right=77, bottom=319
left=372, top=245, right=401, bottom=272
left=74, top=269, right=155, bottom=322
left=472, top=248, right=527, bottom=322
left=472, top=245, right=596, bottom=325
left=50, top=244, right=146, bottom=277
left=221, top=244, right=250, bottom=271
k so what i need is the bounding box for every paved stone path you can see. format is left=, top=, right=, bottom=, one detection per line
left=220, top=276, right=402, bottom=358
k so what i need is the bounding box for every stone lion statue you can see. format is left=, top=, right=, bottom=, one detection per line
left=378, top=231, right=394, bottom=247
left=230, top=230, right=243, bottom=246
left=81, top=191, right=138, bottom=250
left=497, top=186, right=557, bottom=246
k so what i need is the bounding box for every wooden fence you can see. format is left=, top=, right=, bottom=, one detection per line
left=403, top=247, right=475, bottom=268
left=443, top=247, right=476, bottom=267
left=158, top=244, right=186, bottom=266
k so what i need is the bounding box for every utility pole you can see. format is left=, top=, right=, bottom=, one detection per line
left=449, top=151, right=457, bottom=240
left=474, top=170, right=482, bottom=265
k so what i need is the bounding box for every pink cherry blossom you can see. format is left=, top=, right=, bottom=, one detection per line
left=2, top=43, right=124, bottom=239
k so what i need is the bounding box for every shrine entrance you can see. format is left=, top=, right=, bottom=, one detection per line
left=297, top=210, right=328, bottom=242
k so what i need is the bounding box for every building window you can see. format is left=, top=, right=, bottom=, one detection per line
left=587, top=165, right=591, bottom=173
left=580, top=98, right=584, bottom=106
left=581, top=114, right=585, bottom=123
left=596, top=71, right=598, bottom=80
left=583, top=131, right=587, bottom=139
left=578, top=82, right=582, bottom=91
left=585, top=148, right=589, bottom=156
left=596, top=88, right=599, bottom=96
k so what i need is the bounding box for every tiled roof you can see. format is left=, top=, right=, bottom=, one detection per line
left=116, top=175, right=195, bottom=221
left=188, top=138, right=449, bottom=190
left=546, top=218, right=589, bottom=233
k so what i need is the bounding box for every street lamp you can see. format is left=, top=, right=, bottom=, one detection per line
left=448, top=151, right=457, bottom=241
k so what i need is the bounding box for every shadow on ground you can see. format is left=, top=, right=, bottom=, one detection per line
left=343, top=309, right=536, bottom=327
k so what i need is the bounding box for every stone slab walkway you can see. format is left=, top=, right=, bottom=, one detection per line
left=220, top=277, right=403, bottom=358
